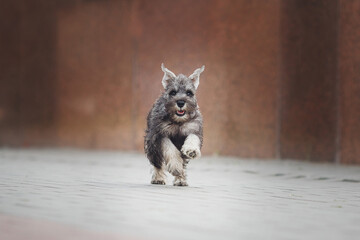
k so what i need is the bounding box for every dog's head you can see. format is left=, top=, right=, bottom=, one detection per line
left=161, top=63, right=205, bottom=123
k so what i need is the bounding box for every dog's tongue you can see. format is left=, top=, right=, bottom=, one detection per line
left=177, top=110, right=185, bottom=114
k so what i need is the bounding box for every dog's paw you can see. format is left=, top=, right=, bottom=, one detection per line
left=181, top=146, right=201, bottom=160
left=151, top=180, right=166, bottom=185
left=173, top=180, right=188, bottom=187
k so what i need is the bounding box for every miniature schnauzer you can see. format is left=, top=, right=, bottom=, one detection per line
left=144, top=63, right=205, bottom=186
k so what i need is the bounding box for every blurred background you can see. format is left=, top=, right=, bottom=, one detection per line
left=0, top=0, right=359, bottom=164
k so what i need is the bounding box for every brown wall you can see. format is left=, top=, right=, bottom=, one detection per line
left=0, top=0, right=359, bottom=164
left=55, top=1, right=134, bottom=150
left=132, top=0, right=281, bottom=157
left=0, top=1, right=57, bottom=146
left=280, top=0, right=339, bottom=162
left=338, top=0, right=360, bottom=164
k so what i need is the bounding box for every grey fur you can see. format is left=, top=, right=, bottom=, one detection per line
left=145, top=64, right=205, bottom=186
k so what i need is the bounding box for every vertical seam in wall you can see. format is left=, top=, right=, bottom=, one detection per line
left=131, top=41, right=138, bottom=151
left=335, top=0, right=342, bottom=164
left=130, top=1, right=138, bottom=151
left=275, top=0, right=283, bottom=160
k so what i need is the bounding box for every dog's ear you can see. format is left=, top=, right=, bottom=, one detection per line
left=161, top=63, right=176, bottom=89
left=189, top=65, right=205, bottom=89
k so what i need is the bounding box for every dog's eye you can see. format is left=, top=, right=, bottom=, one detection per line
left=169, top=90, right=177, bottom=96
left=186, top=91, right=193, bottom=97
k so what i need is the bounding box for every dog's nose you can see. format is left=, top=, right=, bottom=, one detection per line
left=176, top=100, right=185, bottom=108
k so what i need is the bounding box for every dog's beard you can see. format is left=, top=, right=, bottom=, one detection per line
left=173, top=107, right=189, bottom=122
left=165, top=101, right=197, bottom=123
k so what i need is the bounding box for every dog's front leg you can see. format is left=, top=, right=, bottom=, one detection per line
left=162, top=137, right=188, bottom=186
left=181, top=134, right=201, bottom=160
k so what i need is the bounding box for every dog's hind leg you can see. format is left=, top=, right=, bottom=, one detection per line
left=173, top=162, right=188, bottom=186
left=151, top=166, right=166, bottom=185
left=145, top=133, right=166, bottom=185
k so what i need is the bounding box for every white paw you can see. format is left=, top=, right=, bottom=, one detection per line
left=181, top=144, right=201, bottom=159
left=173, top=176, right=188, bottom=186
left=173, top=180, right=188, bottom=186
left=151, top=179, right=166, bottom=185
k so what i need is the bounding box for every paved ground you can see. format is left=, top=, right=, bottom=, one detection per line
left=0, top=149, right=359, bottom=240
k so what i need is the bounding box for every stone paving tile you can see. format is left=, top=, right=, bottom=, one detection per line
left=0, top=214, right=134, bottom=240
left=0, top=149, right=359, bottom=240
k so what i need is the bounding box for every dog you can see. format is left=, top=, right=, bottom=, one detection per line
left=144, top=63, right=205, bottom=186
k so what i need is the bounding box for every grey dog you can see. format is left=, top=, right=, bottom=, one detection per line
left=144, top=63, right=205, bottom=186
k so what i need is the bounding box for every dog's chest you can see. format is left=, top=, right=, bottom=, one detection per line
left=167, top=124, right=186, bottom=151
left=162, top=123, right=192, bottom=151
left=161, top=121, right=197, bottom=136
left=170, top=134, right=186, bottom=151
left=160, top=120, right=199, bottom=150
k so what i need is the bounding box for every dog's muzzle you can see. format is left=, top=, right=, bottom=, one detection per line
left=175, top=100, right=186, bottom=116
left=176, top=109, right=186, bottom=116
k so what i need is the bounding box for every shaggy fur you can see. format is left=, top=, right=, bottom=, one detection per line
left=144, top=64, right=205, bottom=186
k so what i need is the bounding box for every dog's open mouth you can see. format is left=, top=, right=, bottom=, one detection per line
left=176, top=110, right=186, bottom=116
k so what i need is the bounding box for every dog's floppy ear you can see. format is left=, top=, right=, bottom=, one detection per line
left=161, top=63, right=176, bottom=89
left=189, top=65, right=205, bottom=89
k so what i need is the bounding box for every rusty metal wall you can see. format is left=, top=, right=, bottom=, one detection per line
left=338, top=0, right=360, bottom=164
left=280, top=0, right=339, bottom=162
left=0, top=0, right=359, bottom=163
